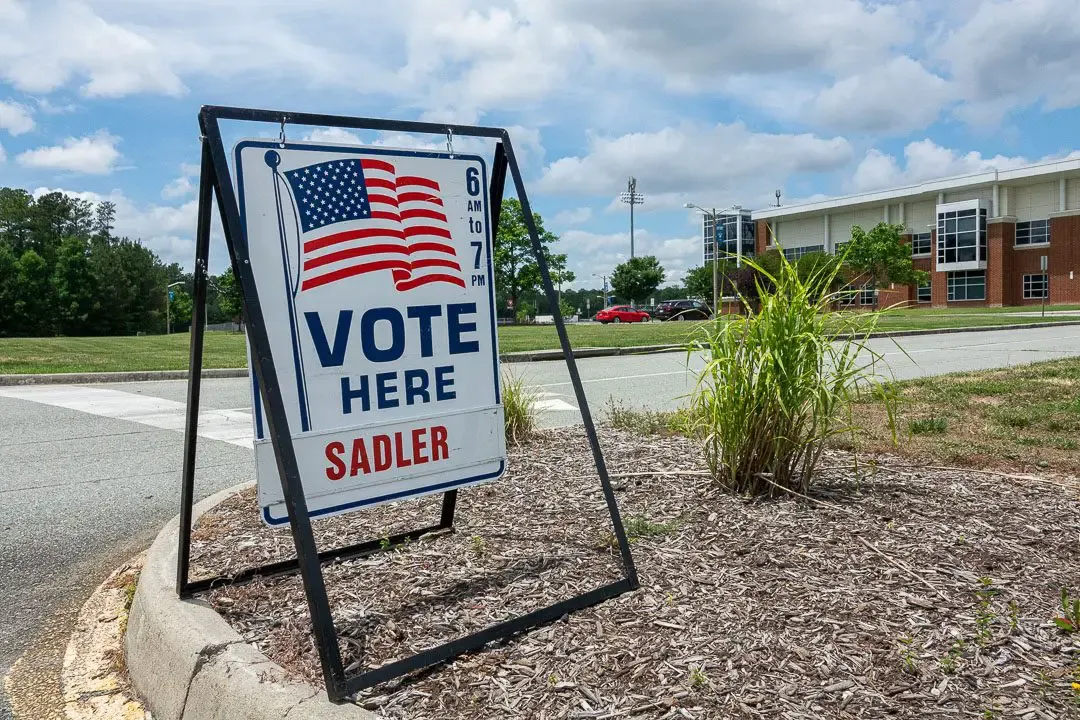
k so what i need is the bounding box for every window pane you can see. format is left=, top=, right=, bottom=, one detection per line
left=958, top=216, right=975, bottom=232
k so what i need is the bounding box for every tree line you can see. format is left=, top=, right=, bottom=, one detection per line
left=0, top=188, right=243, bottom=337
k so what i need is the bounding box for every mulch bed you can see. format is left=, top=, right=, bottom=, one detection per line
left=189, top=427, right=1080, bottom=719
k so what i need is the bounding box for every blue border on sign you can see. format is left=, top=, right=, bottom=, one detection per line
left=234, top=139, right=503, bottom=525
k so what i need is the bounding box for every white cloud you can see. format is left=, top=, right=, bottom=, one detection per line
left=938, top=0, right=1080, bottom=125
left=810, top=56, right=950, bottom=134
left=553, top=206, right=592, bottom=226
left=0, top=141, right=6, bottom=163
left=850, top=139, right=1039, bottom=192
left=0, top=1, right=184, bottom=97
left=0, top=99, right=34, bottom=135
left=552, top=0, right=913, bottom=91
left=538, top=123, right=852, bottom=210
left=305, top=127, right=363, bottom=145
left=161, top=162, right=200, bottom=200
left=16, top=130, right=121, bottom=174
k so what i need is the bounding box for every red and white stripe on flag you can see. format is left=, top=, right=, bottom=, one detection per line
left=298, top=159, right=464, bottom=292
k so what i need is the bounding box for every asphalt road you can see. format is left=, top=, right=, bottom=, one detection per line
left=4, top=323, right=1080, bottom=716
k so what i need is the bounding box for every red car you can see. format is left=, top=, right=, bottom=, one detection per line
left=595, top=305, right=651, bottom=324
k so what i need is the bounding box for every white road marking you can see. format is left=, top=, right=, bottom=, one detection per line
left=0, top=385, right=254, bottom=448
left=534, top=392, right=576, bottom=412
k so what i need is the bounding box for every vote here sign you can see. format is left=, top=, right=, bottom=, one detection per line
left=234, top=140, right=505, bottom=525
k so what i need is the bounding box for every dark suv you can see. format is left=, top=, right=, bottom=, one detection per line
left=654, top=299, right=712, bottom=321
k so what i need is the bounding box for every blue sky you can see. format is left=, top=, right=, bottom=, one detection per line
left=2, top=0, right=1079, bottom=287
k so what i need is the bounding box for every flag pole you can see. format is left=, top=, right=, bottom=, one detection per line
left=265, top=149, right=311, bottom=432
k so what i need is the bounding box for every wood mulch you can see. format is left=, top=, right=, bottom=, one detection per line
left=188, top=427, right=1080, bottom=719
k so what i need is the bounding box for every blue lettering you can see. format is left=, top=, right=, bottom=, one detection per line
left=404, top=369, right=430, bottom=405
left=434, top=365, right=456, bottom=400
left=376, top=371, right=399, bottom=408
left=341, top=375, right=370, bottom=414
left=407, top=305, right=442, bottom=358
left=447, top=303, right=479, bottom=355
left=361, top=307, right=405, bottom=363
left=305, top=310, right=352, bottom=367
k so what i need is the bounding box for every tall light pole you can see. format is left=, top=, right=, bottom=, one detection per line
left=619, top=177, right=645, bottom=259
left=685, top=203, right=744, bottom=312
left=166, top=281, right=184, bottom=334
left=592, top=273, right=609, bottom=309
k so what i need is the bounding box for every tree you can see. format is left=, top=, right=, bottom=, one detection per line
left=168, top=289, right=193, bottom=331
left=793, top=251, right=845, bottom=301
left=217, top=267, right=245, bottom=330
left=845, top=222, right=929, bottom=306
left=611, top=255, right=665, bottom=305
left=0, top=244, right=16, bottom=335
left=493, top=198, right=566, bottom=315
left=14, top=250, right=54, bottom=336
left=683, top=265, right=712, bottom=301
left=0, top=186, right=173, bottom=336
left=53, top=235, right=93, bottom=335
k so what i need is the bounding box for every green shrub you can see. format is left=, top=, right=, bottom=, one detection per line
left=685, top=249, right=896, bottom=497
left=909, top=417, right=948, bottom=435
left=502, top=373, right=538, bottom=444
left=605, top=399, right=693, bottom=436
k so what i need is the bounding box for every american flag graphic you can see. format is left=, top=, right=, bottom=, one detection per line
left=281, top=157, right=465, bottom=293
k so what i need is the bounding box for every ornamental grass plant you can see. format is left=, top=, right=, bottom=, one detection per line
left=686, top=250, right=895, bottom=497
left=502, top=372, right=539, bottom=445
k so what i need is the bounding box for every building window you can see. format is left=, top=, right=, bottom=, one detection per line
left=911, top=232, right=931, bottom=256
left=840, top=283, right=875, bottom=306
left=937, top=207, right=987, bottom=265
left=1023, top=273, right=1048, bottom=299
left=782, top=244, right=825, bottom=262
left=705, top=214, right=754, bottom=261
left=1016, top=219, right=1049, bottom=246
left=947, top=270, right=986, bottom=301
left=917, top=282, right=931, bottom=303
left=833, top=241, right=849, bottom=255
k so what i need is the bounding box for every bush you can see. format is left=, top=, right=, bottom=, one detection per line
left=605, top=399, right=693, bottom=436
left=502, top=373, right=538, bottom=444
left=686, top=251, right=896, bottom=497
left=909, top=417, right=948, bottom=435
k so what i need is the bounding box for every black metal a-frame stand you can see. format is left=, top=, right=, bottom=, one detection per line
left=174, top=105, right=639, bottom=701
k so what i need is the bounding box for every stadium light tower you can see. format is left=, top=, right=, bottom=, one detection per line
left=619, top=177, right=645, bottom=258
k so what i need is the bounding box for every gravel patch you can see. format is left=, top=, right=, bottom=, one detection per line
left=189, top=427, right=1080, bottom=719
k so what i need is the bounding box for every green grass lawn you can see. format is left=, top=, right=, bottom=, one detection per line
left=2, top=307, right=1079, bottom=374
left=849, top=356, right=1080, bottom=473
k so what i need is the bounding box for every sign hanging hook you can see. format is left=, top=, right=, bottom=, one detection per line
left=278, top=115, right=287, bottom=148
left=446, top=127, right=455, bottom=159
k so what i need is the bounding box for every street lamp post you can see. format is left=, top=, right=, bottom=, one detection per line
left=685, top=202, right=744, bottom=313
left=166, top=281, right=184, bottom=334
left=592, top=273, right=609, bottom=309
left=619, top=177, right=645, bottom=259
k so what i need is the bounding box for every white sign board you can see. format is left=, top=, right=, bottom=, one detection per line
left=235, top=140, right=505, bottom=525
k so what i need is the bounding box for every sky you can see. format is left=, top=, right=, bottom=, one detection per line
left=1, top=0, right=1080, bottom=288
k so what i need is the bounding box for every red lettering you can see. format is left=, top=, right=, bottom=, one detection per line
left=373, top=434, right=392, bottom=471
left=431, top=425, right=449, bottom=461
left=411, top=427, right=428, bottom=465
left=395, top=431, right=412, bottom=468
left=349, top=437, right=371, bottom=477
left=325, top=441, right=346, bottom=480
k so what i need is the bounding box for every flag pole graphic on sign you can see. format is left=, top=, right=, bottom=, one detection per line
left=265, top=149, right=312, bottom=433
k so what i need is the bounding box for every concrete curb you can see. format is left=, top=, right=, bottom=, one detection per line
left=125, top=483, right=377, bottom=720
left=0, top=367, right=247, bottom=386
left=6, top=320, right=1080, bottom=386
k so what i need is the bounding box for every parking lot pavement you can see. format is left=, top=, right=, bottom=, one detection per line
left=6, top=323, right=1080, bottom=715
